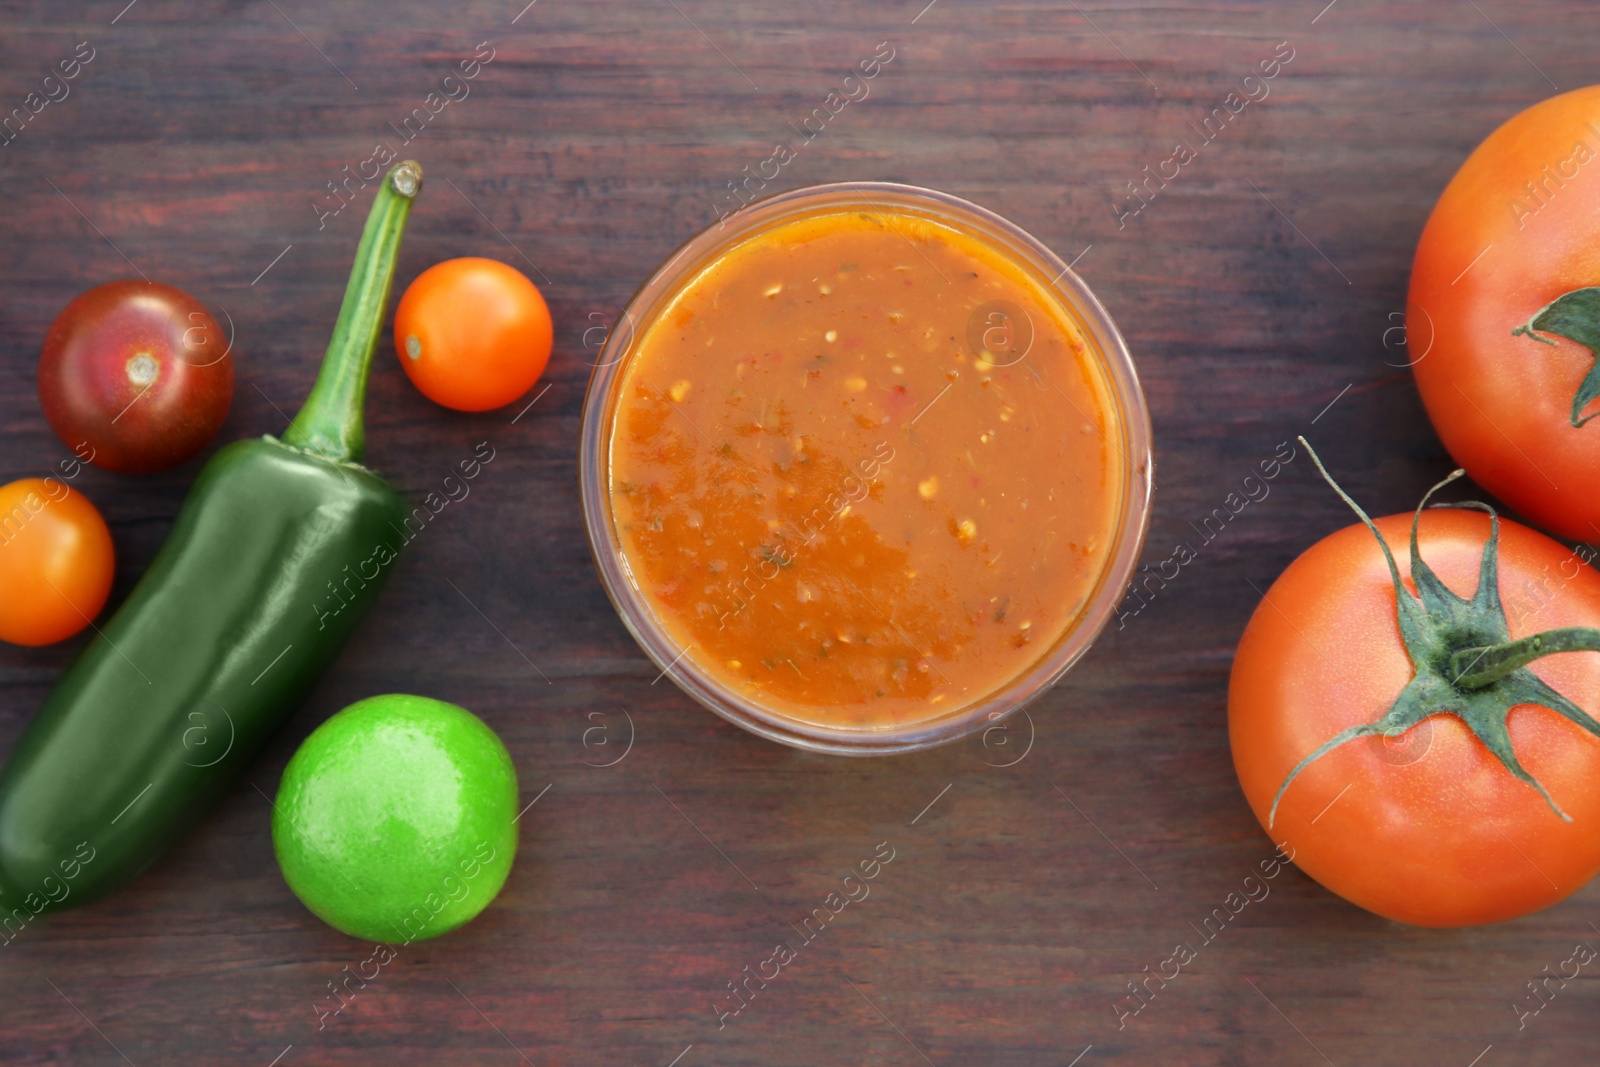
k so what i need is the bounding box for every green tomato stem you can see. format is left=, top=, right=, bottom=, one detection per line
left=1451, top=627, right=1600, bottom=689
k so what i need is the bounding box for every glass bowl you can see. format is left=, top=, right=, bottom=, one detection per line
left=578, top=181, right=1152, bottom=755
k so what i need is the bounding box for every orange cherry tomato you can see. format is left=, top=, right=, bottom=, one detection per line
left=0, top=478, right=115, bottom=646
left=394, top=257, right=552, bottom=412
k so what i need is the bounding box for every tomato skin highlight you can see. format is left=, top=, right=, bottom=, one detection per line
left=0, top=478, right=114, bottom=647
left=1409, top=86, right=1600, bottom=542
left=38, top=280, right=233, bottom=475
left=1230, top=509, right=1600, bottom=927
left=394, top=257, right=552, bottom=412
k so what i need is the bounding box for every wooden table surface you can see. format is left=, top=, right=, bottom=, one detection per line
left=2, top=1, right=1598, bottom=1063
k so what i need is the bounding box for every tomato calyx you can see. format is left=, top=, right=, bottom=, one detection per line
left=1511, top=286, right=1600, bottom=427
left=1268, top=438, right=1600, bottom=828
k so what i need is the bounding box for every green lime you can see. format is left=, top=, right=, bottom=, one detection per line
left=271, top=694, right=518, bottom=942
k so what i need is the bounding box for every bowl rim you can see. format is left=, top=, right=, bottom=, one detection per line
left=578, top=180, right=1154, bottom=756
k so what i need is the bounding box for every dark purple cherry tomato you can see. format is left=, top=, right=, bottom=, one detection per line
left=38, top=280, right=233, bottom=474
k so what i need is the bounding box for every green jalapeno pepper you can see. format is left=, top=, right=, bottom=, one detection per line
left=0, top=161, right=423, bottom=918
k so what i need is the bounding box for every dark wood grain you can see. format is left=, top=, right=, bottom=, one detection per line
left=2, top=1, right=1597, bottom=1064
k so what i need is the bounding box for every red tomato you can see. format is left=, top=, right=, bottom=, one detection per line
left=1410, top=86, right=1600, bottom=542
left=1231, top=506, right=1600, bottom=927
left=394, top=258, right=552, bottom=412
left=0, top=478, right=115, bottom=646
left=38, top=280, right=233, bottom=474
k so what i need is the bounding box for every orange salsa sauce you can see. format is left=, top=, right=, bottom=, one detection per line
left=608, top=208, right=1123, bottom=730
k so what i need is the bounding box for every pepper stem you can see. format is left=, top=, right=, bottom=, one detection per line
left=1451, top=627, right=1600, bottom=689
left=283, top=161, right=422, bottom=463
